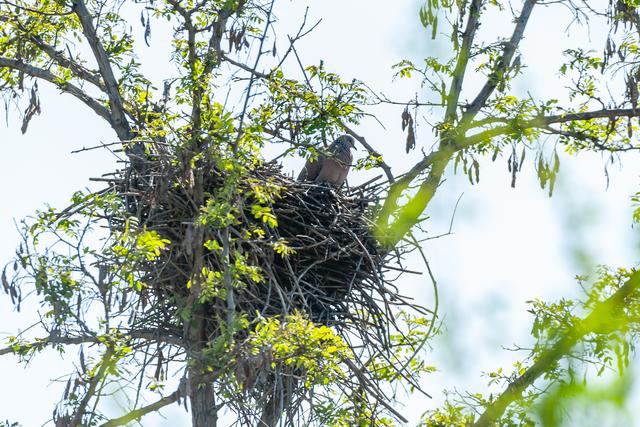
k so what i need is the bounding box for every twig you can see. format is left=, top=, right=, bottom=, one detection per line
left=339, top=123, right=394, bottom=183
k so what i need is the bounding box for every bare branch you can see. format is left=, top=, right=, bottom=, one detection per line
left=343, top=357, right=411, bottom=423
left=235, top=0, right=276, bottom=153
left=340, top=122, right=395, bottom=184
left=165, top=0, right=201, bottom=139
left=222, top=52, right=270, bottom=79
left=71, top=0, right=132, bottom=142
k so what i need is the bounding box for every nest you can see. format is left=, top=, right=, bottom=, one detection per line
left=96, top=146, right=427, bottom=422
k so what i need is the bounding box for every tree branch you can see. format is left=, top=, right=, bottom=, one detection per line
left=0, top=331, right=184, bottom=356
left=99, top=382, right=185, bottom=427
left=71, top=0, right=132, bottom=142
left=377, top=148, right=453, bottom=248
left=377, top=1, right=538, bottom=248
left=342, top=357, right=410, bottom=423
left=0, top=334, right=96, bottom=356
left=445, top=0, right=484, bottom=122
left=234, top=0, right=275, bottom=153
left=464, top=107, right=640, bottom=146
left=2, top=12, right=104, bottom=89
left=463, top=0, right=538, bottom=122
left=377, top=104, right=640, bottom=246
left=340, top=122, right=395, bottom=184
left=166, top=0, right=201, bottom=139
left=0, top=56, right=111, bottom=122
left=472, top=270, right=640, bottom=427
left=221, top=52, right=270, bottom=79
left=71, top=346, right=114, bottom=426
left=375, top=147, right=453, bottom=247
left=28, top=33, right=104, bottom=90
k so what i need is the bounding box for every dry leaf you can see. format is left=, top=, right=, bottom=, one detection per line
left=401, top=106, right=416, bottom=153
left=401, top=107, right=411, bottom=131
left=406, top=124, right=416, bottom=153
left=21, top=85, right=41, bottom=134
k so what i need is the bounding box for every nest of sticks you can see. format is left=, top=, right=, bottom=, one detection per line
left=96, top=145, right=427, bottom=421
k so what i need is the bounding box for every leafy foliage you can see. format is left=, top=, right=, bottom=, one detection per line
left=4, top=0, right=640, bottom=426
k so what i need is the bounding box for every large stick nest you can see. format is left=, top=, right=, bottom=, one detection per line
left=98, top=146, right=428, bottom=421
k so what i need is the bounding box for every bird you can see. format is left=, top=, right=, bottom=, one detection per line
left=297, top=135, right=356, bottom=186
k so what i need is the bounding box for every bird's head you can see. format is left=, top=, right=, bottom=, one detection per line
left=334, top=134, right=356, bottom=150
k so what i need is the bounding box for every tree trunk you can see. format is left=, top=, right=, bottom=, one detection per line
left=189, top=367, right=218, bottom=427
left=259, top=375, right=298, bottom=427
left=259, top=392, right=282, bottom=427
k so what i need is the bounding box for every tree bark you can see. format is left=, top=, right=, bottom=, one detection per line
left=189, top=366, right=218, bottom=427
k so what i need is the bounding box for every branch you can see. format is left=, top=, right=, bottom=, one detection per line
left=472, top=270, right=640, bottom=427
left=4, top=12, right=104, bottom=89
left=377, top=1, right=538, bottom=249
left=463, top=0, right=537, bottom=122
left=0, top=56, right=111, bottom=122
left=540, top=108, right=640, bottom=124
left=376, top=104, right=640, bottom=249
left=340, top=122, right=395, bottom=184
left=202, top=3, right=239, bottom=77
left=99, top=383, right=184, bottom=427
left=342, top=357, right=410, bottom=423
left=71, top=346, right=114, bottom=426
left=0, top=334, right=97, bottom=356
left=166, top=0, right=201, bottom=139
left=0, top=331, right=184, bottom=356
left=221, top=52, right=270, bottom=79
left=464, top=107, right=640, bottom=146
left=445, top=0, right=484, bottom=122
left=71, top=0, right=132, bottom=142
left=234, top=0, right=275, bottom=152
left=377, top=148, right=454, bottom=248
left=28, top=34, right=104, bottom=90
left=375, top=147, right=453, bottom=247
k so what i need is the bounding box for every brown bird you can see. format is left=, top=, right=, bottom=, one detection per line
left=297, top=135, right=356, bottom=186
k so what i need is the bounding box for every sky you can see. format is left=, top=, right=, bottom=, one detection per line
left=1, top=0, right=640, bottom=425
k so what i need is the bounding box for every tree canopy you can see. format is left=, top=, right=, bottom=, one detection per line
left=3, top=0, right=640, bottom=426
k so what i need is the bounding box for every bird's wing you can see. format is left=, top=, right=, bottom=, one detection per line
left=312, top=143, right=354, bottom=186
left=336, top=149, right=353, bottom=186
left=315, top=158, right=340, bottom=184
left=297, top=156, right=323, bottom=181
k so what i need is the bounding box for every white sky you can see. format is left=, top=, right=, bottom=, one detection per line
left=1, top=0, right=639, bottom=425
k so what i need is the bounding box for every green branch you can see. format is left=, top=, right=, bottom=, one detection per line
left=463, top=0, right=538, bottom=122
left=465, top=107, right=640, bottom=146
left=0, top=331, right=184, bottom=356
left=472, top=270, right=640, bottom=427
left=99, top=384, right=184, bottom=427
left=71, top=346, right=115, bottom=426
left=445, top=0, right=484, bottom=123
left=377, top=103, right=640, bottom=249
